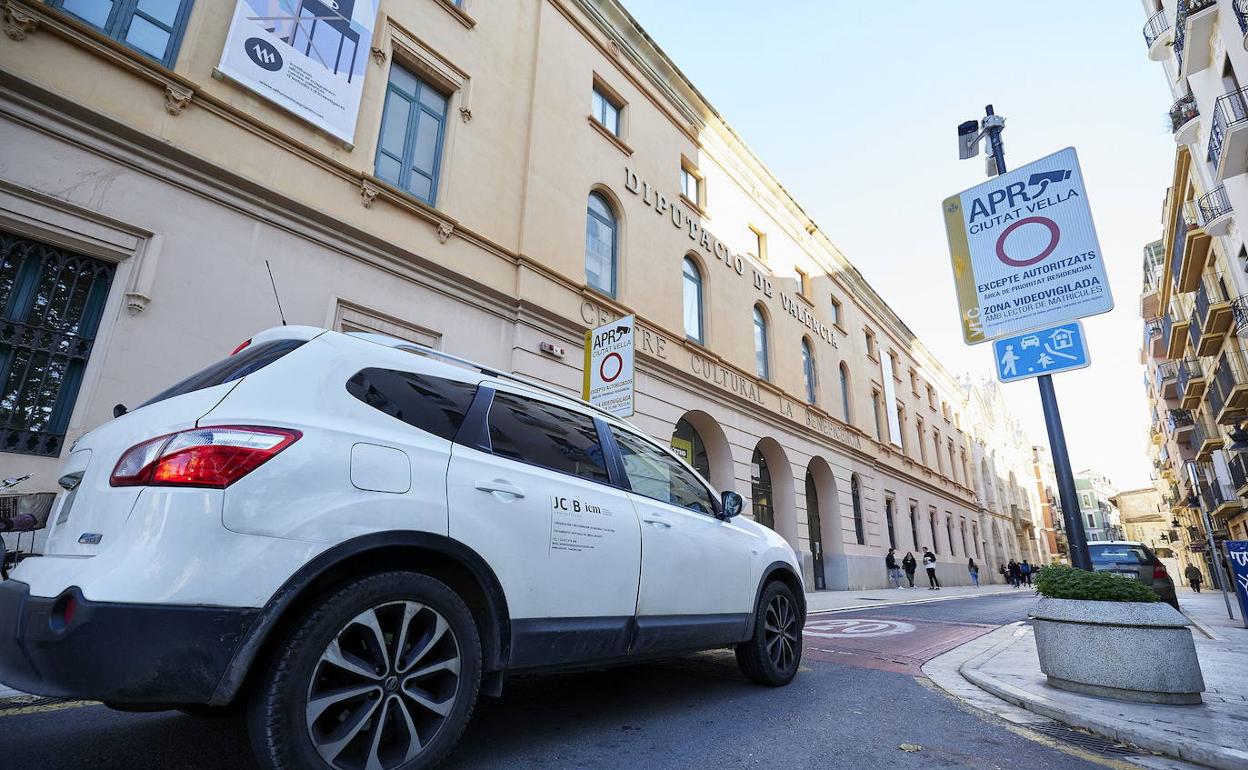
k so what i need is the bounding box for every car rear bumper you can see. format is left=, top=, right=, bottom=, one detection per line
left=0, top=579, right=257, bottom=704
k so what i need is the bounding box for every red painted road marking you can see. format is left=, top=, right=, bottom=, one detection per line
left=802, top=617, right=995, bottom=676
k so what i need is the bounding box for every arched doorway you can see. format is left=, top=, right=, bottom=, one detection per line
left=806, top=457, right=842, bottom=590
left=752, top=437, right=797, bottom=548
left=805, top=470, right=825, bottom=589
left=671, top=411, right=733, bottom=494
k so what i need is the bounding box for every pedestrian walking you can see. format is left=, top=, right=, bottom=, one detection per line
left=885, top=548, right=903, bottom=589
left=1184, top=563, right=1203, bottom=593
left=1008, top=559, right=1021, bottom=588
left=902, top=552, right=917, bottom=588
left=1020, top=559, right=1033, bottom=587
left=998, top=563, right=1007, bottom=585
left=922, top=547, right=940, bottom=589
left=967, top=558, right=979, bottom=588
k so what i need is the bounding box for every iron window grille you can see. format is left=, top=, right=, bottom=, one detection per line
left=1, top=230, right=114, bottom=457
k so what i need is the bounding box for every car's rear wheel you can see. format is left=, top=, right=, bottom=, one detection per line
left=735, top=580, right=802, bottom=686
left=248, top=571, right=481, bottom=770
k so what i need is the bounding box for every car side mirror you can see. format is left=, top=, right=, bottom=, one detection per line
left=720, top=491, right=743, bottom=520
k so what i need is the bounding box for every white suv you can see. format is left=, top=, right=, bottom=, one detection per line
left=0, top=326, right=804, bottom=769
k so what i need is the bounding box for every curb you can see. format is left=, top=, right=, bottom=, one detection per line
left=958, top=633, right=1248, bottom=770
left=807, top=587, right=1029, bottom=616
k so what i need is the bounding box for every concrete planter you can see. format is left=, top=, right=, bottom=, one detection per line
left=1029, top=597, right=1205, bottom=705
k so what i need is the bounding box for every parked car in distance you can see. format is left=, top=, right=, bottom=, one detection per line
left=0, top=326, right=805, bottom=770
left=1088, top=541, right=1179, bottom=609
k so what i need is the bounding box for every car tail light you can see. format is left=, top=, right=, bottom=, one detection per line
left=110, top=426, right=301, bottom=489
left=230, top=339, right=252, bottom=355
left=1153, top=564, right=1169, bottom=580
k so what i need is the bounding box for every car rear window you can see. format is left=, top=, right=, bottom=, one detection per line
left=142, top=338, right=306, bottom=408
left=346, top=368, right=478, bottom=441
left=1090, top=544, right=1151, bottom=565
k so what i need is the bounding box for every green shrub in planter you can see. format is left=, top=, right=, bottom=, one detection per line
left=1034, top=564, right=1159, bottom=603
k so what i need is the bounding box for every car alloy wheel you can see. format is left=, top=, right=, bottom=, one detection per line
left=763, top=592, right=798, bottom=673
left=305, top=601, right=462, bottom=770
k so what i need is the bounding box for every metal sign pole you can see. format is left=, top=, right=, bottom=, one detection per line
left=981, top=104, right=1092, bottom=571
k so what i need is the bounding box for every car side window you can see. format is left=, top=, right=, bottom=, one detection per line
left=610, top=427, right=714, bottom=515
left=346, top=368, right=478, bottom=441
left=487, top=392, right=610, bottom=483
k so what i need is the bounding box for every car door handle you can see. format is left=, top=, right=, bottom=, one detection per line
left=643, top=519, right=671, bottom=529
left=474, top=480, right=526, bottom=498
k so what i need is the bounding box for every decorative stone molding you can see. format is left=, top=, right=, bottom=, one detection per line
left=608, top=39, right=621, bottom=58
left=436, top=222, right=454, bottom=243
left=3, top=2, right=39, bottom=41
left=360, top=180, right=380, bottom=209
left=370, top=46, right=386, bottom=66
left=164, top=84, right=192, bottom=116
left=458, top=106, right=472, bottom=123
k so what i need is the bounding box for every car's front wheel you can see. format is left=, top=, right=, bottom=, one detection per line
left=735, top=580, right=802, bottom=686
left=248, top=571, right=481, bottom=770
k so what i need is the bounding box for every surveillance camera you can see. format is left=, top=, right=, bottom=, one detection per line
left=957, top=120, right=980, bottom=160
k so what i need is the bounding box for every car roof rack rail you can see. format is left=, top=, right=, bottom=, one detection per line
left=346, top=332, right=619, bottom=421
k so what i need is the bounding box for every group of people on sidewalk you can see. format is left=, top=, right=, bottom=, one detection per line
left=1001, top=559, right=1034, bottom=588
left=885, top=547, right=980, bottom=590
left=885, top=548, right=1035, bottom=590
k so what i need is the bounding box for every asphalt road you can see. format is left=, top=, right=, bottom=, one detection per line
left=1, top=591, right=1113, bottom=770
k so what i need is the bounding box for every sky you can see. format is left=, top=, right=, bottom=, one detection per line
left=622, top=0, right=1174, bottom=492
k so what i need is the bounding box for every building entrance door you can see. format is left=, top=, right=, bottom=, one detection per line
left=806, top=471, right=826, bottom=590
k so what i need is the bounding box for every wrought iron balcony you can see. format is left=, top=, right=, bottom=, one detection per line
left=1145, top=9, right=1173, bottom=60
left=1212, top=346, right=1248, bottom=423
left=1203, top=475, right=1244, bottom=519
left=1193, top=407, right=1223, bottom=460
left=1233, top=296, right=1248, bottom=335
left=1196, top=186, right=1233, bottom=235
left=1176, top=0, right=1218, bottom=78
left=1193, top=272, right=1235, bottom=356
left=1169, top=94, right=1200, bottom=138
left=1231, top=452, right=1248, bottom=496
left=1208, top=86, right=1248, bottom=180
left=1164, top=310, right=1190, bottom=359
left=1167, top=408, right=1196, bottom=438
left=1236, top=0, right=1248, bottom=36
left=1171, top=201, right=1207, bottom=294
left=1146, top=317, right=1166, bottom=359
left=1179, top=356, right=1206, bottom=408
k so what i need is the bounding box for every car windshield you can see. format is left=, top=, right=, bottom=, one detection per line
left=141, top=338, right=306, bottom=408
left=1089, top=544, right=1150, bottom=565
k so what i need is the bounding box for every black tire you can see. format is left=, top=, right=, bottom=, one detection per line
left=735, top=580, right=802, bottom=686
left=247, top=571, right=481, bottom=770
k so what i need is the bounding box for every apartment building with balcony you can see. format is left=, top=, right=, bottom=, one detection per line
left=1074, top=469, right=1123, bottom=543
left=1138, top=0, right=1248, bottom=554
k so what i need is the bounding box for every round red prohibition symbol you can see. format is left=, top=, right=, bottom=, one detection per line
left=599, top=351, right=624, bottom=382
left=995, top=216, right=1061, bottom=267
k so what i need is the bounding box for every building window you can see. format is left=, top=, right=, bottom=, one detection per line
left=1086, top=512, right=1096, bottom=528
left=897, top=405, right=907, bottom=452
left=751, top=448, right=774, bottom=529
left=794, top=267, right=810, bottom=298
left=889, top=352, right=901, bottom=381
left=916, top=417, right=927, bottom=463
left=948, top=439, right=957, bottom=482
left=753, top=305, right=769, bottom=380
left=750, top=226, right=768, bottom=263
left=929, top=508, right=939, bottom=553
left=910, top=369, right=919, bottom=396
left=851, top=474, right=865, bottom=545
left=932, top=430, right=942, bottom=474
left=885, top=496, right=897, bottom=550
left=376, top=63, right=449, bottom=205
left=839, top=362, right=851, bottom=422
left=909, top=502, right=920, bottom=549
left=0, top=230, right=114, bottom=456
left=864, top=329, right=877, bottom=360
left=682, top=257, right=705, bottom=343
left=680, top=164, right=702, bottom=207
left=830, top=296, right=842, bottom=327
left=946, top=516, right=957, bottom=557
left=871, top=389, right=883, bottom=441
left=927, top=384, right=937, bottom=409
left=802, top=338, right=817, bottom=403
left=51, top=0, right=194, bottom=67
left=591, top=84, right=622, bottom=136
left=586, top=192, right=618, bottom=296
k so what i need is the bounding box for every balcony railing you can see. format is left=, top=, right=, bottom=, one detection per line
left=1212, top=346, right=1248, bottom=421
left=1145, top=9, right=1171, bottom=50
left=1194, top=272, right=1235, bottom=355
left=1167, top=408, right=1195, bottom=435
left=1232, top=452, right=1248, bottom=494
left=1175, top=0, right=1190, bottom=71
left=1188, top=306, right=1201, bottom=351
left=1233, top=296, right=1248, bottom=334
left=1193, top=408, right=1223, bottom=458
left=1196, top=186, right=1233, bottom=227
left=1207, top=86, right=1248, bottom=172
left=1169, top=94, right=1199, bottom=133
left=1157, top=359, right=1179, bottom=387
left=1238, top=0, right=1248, bottom=34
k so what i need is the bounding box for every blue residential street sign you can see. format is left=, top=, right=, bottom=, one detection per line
left=992, top=321, right=1090, bottom=383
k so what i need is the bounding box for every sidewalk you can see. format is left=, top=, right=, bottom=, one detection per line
left=805, top=582, right=1019, bottom=614
left=954, top=589, right=1248, bottom=770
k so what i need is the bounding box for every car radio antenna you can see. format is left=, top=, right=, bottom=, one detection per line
left=265, top=259, right=287, bottom=326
